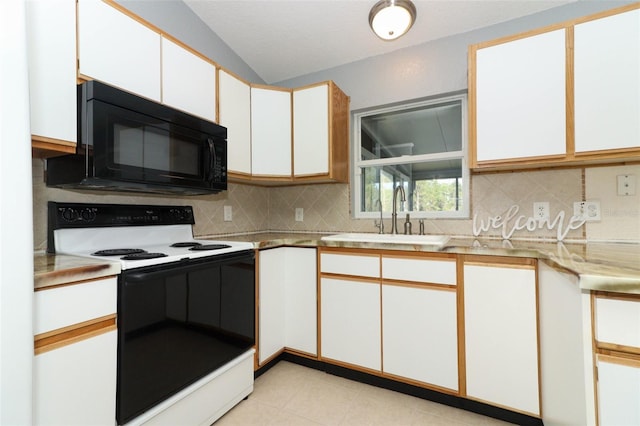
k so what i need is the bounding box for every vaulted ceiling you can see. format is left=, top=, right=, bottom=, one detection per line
left=185, top=0, right=577, bottom=84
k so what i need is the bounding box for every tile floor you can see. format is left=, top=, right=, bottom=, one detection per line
left=215, top=361, right=512, bottom=425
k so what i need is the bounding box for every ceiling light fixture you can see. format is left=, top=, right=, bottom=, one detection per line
left=369, top=0, right=417, bottom=41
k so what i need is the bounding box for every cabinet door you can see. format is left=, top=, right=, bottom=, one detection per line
left=161, top=37, right=216, bottom=121
left=284, top=248, right=317, bottom=356
left=474, top=29, right=566, bottom=163
left=258, top=248, right=286, bottom=364
left=574, top=9, right=640, bottom=153
left=382, top=284, right=458, bottom=390
left=26, top=0, right=77, bottom=145
left=321, top=277, right=381, bottom=371
left=219, top=70, right=252, bottom=176
left=34, top=330, right=117, bottom=426
left=293, top=84, right=329, bottom=177
left=77, top=0, right=161, bottom=102
left=250, top=87, right=292, bottom=177
left=595, top=296, right=640, bottom=349
left=463, top=262, right=540, bottom=415
left=597, top=356, right=640, bottom=426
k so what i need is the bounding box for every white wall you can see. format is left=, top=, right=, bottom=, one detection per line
left=0, top=0, right=34, bottom=423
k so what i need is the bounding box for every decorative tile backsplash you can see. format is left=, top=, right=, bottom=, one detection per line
left=32, top=159, right=639, bottom=251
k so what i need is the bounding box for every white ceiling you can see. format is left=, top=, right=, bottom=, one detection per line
left=184, top=0, right=577, bottom=84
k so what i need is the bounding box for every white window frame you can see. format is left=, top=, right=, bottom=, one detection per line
left=352, top=93, right=470, bottom=220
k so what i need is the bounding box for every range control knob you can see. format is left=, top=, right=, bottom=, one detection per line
left=169, top=208, right=192, bottom=223
left=80, top=208, right=96, bottom=222
left=61, top=208, right=79, bottom=222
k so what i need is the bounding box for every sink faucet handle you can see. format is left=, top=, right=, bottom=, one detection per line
left=404, top=213, right=412, bottom=235
left=419, top=219, right=425, bottom=235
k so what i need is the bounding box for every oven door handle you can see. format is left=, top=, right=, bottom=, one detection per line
left=122, top=251, right=254, bottom=283
left=123, top=263, right=194, bottom=283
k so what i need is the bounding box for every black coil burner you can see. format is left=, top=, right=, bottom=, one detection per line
left=93, top=248, right=145, bottom=256
left=189, top=244, right=231, bottom=251
left=170, top=242, right=202, bottom=248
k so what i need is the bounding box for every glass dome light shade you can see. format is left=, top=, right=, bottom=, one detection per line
left=369, top=0, right=416, bottom=41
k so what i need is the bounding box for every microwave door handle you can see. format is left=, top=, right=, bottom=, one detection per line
left=206, top=138, right=215, bottom=182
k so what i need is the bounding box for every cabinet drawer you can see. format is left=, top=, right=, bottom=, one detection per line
left=382, top=256, right=456, bottom=285
left=34, top=277, right=117, bottom=335
left=595, top=296, right=640, bottom=350
left=320, top=252, right=379, bottom=278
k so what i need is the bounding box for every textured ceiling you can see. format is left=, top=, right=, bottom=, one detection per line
left=184, top=0, right=577, bottom=84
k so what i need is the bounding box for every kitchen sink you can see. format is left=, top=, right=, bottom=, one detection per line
left=321, top=233, right=450, bottom=246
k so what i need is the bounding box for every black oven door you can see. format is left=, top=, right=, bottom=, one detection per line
left=88, top=99, right=227, bottom=192
left=116, top=250, right=255, bottom=424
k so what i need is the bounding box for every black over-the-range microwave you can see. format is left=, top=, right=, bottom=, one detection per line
left=46, top=80, right=227, bottom=195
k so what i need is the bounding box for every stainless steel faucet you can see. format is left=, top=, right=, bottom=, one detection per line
left=374, top=199, right=384, bottom=234
left=390, top=184, right=406, bottom=235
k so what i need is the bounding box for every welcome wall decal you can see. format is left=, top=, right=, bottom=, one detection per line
left=473, top=205, right=587, bottom=241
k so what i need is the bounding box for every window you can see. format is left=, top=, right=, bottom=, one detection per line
left=352, top=93, right=469, bottom=219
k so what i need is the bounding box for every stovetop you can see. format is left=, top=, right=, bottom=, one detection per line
left=48, top=202, right=254, bottom=270
left=70, top=236, right=253, bottom=269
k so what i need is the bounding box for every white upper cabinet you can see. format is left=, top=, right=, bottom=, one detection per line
left=474, top=28, right=567, bottom=163
left=574, top=8, right=640, bottom=153
left=161, top=37, right=216, bottom=122
left=26, top=0, right=77, bottom=145
left=77, top=0, right=161, bottom=102
left=470, top=5, right=640, bottom=170
left=219, top=70, right=252, bottom=176
left=250, top=86, right=292, bottom=178
left=293, top=84, right=329, bottom=176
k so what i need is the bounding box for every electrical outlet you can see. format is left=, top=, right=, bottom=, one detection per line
left=573, top=201, right=601, bottom=222
left=533, top=202, right=550, bottom=220
left=223, top=205, right=232, bottom=222
left=295, top=208, right=304, bottom=222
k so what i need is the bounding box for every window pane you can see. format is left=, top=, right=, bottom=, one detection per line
left=360, top=159, right=463, bottom=214
left=361, top=100, right=462, bottom=160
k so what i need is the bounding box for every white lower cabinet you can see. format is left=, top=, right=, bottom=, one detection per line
left=320, top=277, right=381, bottom=371
left=258, top=247, right=317, bottom=365
left=34, top=330, right=117, bottom=426
left=593, top=294, right=640, bottom=425
left=33, top=276, right=117, bottom=426
left=596, top=356, right=640, bottom=425
left=463, top=259, right=540, bottom=416
left=382, top=284, right=458, bottom=390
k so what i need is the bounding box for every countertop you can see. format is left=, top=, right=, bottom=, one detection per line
left=202, top=232, right=640, bottom=295
left=34, top=252, right=121, bottom=290
left=34, top=233, right=640, bottom=294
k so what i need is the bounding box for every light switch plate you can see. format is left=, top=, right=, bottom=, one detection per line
left=295, top=208, right=304, bottom=222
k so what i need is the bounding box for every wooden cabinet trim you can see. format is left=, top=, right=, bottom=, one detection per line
left=382, top=251, right=457, bottom=261
left=593, top=291, right=640, bottom=302
left=321, top=273, right=380, bottom=285
left=31, top=136, right=76, bottom=157
left=34, top=314, right=116, bottom=355
left=382, top=280, right=455, bottom=291
left=597, top=342, right=640, bottom=357
left=34, top=274, right=118, bottom=292
left=597, top=353, right=640, bottom=369
left=462, top=255, right=536, bottom=268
